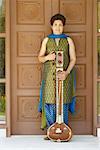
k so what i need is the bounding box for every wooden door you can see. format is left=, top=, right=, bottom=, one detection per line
left=62, top=0, right=93, bottom=134
left=10, top=0, right=93, bottom=134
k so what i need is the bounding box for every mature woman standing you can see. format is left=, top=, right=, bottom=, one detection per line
left=38, top=13, right=76, bottom=140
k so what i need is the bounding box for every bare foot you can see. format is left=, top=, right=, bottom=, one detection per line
left=44, top=136, right=50, bottom=140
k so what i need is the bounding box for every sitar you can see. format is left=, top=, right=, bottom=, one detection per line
left=47, top=51, right=72, bottom=142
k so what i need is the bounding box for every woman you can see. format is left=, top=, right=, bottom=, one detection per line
left=38, top=13, right=76, bottom=140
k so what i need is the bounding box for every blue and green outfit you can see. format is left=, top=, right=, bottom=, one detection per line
left=38, top=34, right=76, bottom=129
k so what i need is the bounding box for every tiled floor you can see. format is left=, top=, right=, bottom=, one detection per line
left=0, top=129, right=100, bottom=150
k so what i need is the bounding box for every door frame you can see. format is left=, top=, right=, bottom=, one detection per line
left=6, top=0, right=11, bottom=137
left=0, top=0, right=11, bottom=136
left=93, top=0, right=100, bottom=135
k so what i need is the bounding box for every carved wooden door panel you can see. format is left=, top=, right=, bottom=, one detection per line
left=10, top=0, right=52, bottom=134
left=11, top=0, right=93, bottom=134
left=60, top=0, right=93, bottom=134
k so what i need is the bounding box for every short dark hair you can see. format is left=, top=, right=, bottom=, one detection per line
left=50, top=13, right=66, bottom=26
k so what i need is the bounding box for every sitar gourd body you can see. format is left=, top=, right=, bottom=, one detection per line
left=47, top=51, right=72, bottom=142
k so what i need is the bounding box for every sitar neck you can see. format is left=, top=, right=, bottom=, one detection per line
left=56, top=51, right=64, bottom=124
left=58, top=80, right=62, bottom=115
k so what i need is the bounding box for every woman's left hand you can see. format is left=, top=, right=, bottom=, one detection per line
left=57, top=71, right=68, bottom=81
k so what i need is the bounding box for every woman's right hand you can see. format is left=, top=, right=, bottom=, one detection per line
left=46, top=51, right=56, bottom=61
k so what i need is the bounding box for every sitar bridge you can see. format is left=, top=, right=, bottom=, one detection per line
left=55, top=128, right=62, bottom=134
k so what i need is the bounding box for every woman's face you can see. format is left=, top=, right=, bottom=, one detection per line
left=51, top=20, right=64, bottom=35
